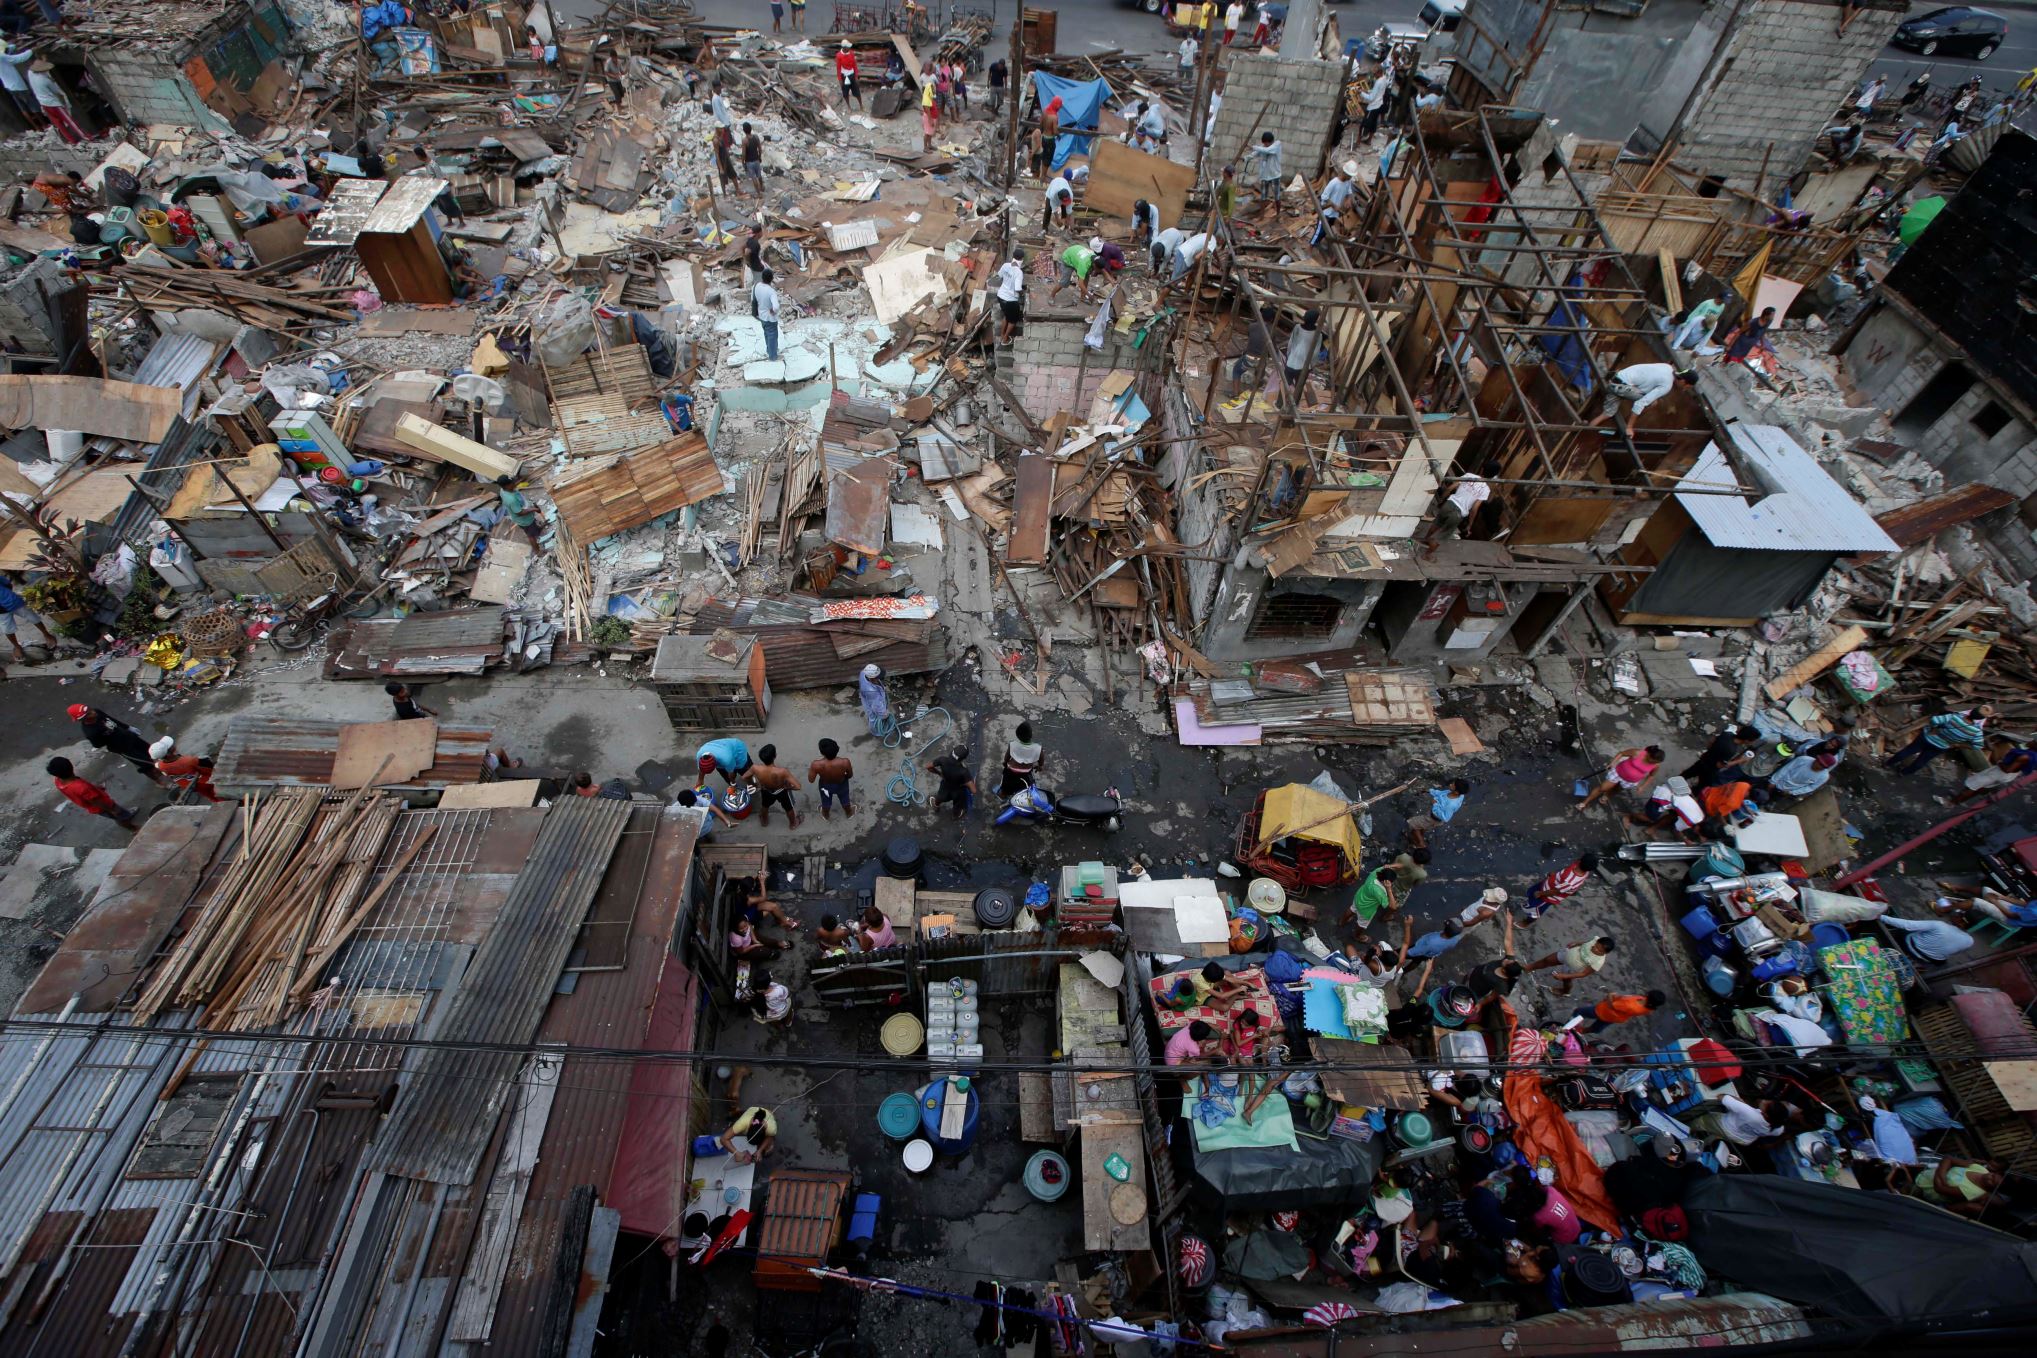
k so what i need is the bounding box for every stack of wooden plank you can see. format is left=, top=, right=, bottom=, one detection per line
left=549, top=431, right=724, bottom=543
left=128, top=785, right=434, bottom=1031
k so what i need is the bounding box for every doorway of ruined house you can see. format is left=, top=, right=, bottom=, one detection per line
left=1893, top=361, right=1975, bottom=441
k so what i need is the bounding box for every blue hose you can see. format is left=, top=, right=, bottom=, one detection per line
left=883, top=704, right=955, bottom=807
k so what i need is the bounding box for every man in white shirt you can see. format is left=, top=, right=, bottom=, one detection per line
left=752, top=266, right=782, bottom=361
left=1593, top=360, right=1695, bottom=439
left=1223, top=0, right=1243, bottom=43
left=1247, top=133, right=1283, bottom=204
left=1857, top=75, right=1885, bottom=112
left=1711, top=1094, right=1785, bottom=1146
left=1178, top=34, right=1198, bottom=80
left=1133, top=100, right=1167, bottom=153
left=1170, top=230, right=1209, bottom=284
left=994, top=248, right=1026, bottom=343
left=1361, top=71, right=1392, bottom=141
left=26, top=61, right=84, bottom=145
left=1150, top=225, right=1185, bottom=275
left=710, top=82, right=733, bottom=128
left=1312, top=161, right=1355, bottom=247
left=1428, top=471, right=1489, bottom=545
left=1204, top=90, right=1222, bottom=145
left=0, top=40, right=40, bottom=129
left=1043, top=173, right=1073, bottom=232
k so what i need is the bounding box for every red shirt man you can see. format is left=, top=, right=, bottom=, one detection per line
left=47, top=757, right=137, bottom=829
left=834, top=47, right=858, bottom=81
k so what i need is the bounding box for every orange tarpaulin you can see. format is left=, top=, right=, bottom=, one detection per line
left=1501, top=1007, right=1621, bottom=1234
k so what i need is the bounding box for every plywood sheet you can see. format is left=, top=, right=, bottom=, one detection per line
left=1078, top=1121, right=1150, bottom=1252
left=862, top=247, right=951, bottom=325
left=469, top=536, right=532, bottom=604
left=1438, top=717, right=1485, bottom=755
left=438, top=779, right=543, bottom=809
left=1006, top=453, right=1053, bottom=565
left=1085, top=138, right=1196, bottom=230
left=0, top=375, right=181, bottom=444
left=330, top=719, right=439, bottom=789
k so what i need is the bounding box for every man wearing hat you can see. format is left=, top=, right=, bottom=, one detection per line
left=150, top=737, right=221, bottom=803
left=27, top=57, right=85, bottom=145
left=858, top=662, right=890, bottom=736
left=68, top=704, right=166, bottom=784
left=834, top=41, right=861, bottom=108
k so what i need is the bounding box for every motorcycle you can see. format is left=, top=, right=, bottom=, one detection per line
left=994, top=784, right=1126, bottom=831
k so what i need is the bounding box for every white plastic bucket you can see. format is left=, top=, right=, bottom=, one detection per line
left=903, top=1138, right=934, bottom=1173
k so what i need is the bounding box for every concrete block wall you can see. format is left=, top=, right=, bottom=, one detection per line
left=0, top=256, right=66, bottom=355
left=1208, top=53, right=1346, bottom=190
left=0, top=141, right=104, bottom=185
left=1677, top=0, right=1904, bottom=190
left=85, top=53, right=225, bottom=131
left=996, top=316, right=1151, bottom=428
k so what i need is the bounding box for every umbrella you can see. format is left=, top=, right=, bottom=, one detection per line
left=1899, top=196, right=1946, bottom=246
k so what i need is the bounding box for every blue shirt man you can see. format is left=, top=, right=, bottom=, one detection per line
left=696, top=737, right=753, bottom=785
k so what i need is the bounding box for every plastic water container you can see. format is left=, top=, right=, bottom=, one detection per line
left=928, top=1041, right=957, bottom=1061
left=954, top=1042, right=985, bottom=1063
left=1702, top=954, right=1739, bottom=997
left=945, top=979, right=979, bottom=1000
left=926, top=995, right=955, bottom=1015
left=953, top=1012, right=980, bottom=1041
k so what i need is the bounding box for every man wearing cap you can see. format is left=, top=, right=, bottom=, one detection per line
left=67, top=705, right=166, bottom=784
left=1591, top=360, right=1697, bottom=441
left=151, top=737, right=221, bottom=804
left=834, top=43, right=861, bottom=107
left=696, top=737, right=754, bottom=788
left=857, top=663, right=890, bottom=735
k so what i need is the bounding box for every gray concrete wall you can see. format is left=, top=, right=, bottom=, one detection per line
left=1841, top=301, right=2037, bottom=583
left=0, top=256, right=69, bottom=356
left=85, top=52, right=228, bottom=131
left=1201, top=562, right=1381, bottom=663
left=995, top=315, right=1152, bottom=426
left=1207, top=52, right=1346, bottom=189
left=1503, top=0, right=1719, bottom=145
left=1378, top=579, right=1541, bottom=666
left=1675, top=0, right=1905, bottom=190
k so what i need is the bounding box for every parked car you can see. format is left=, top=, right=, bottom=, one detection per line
left=1419, top=0, right=1465, bottom=31
left=1891, top=6, right=2007, bottom=58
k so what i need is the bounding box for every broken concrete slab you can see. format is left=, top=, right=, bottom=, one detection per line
left=0, top=845, right=124, bottom=921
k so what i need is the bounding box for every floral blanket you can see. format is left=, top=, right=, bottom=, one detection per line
left=1148, top=966, right=1279, bottom=1039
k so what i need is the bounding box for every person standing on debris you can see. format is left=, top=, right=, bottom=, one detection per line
left=1670, top=296, right=1725, bottom=352
left=47, top=757, right=139, bottom=832
left=768, top=0, right=783, bottom=33
left=710, top=81, right=734, bottom=129
left=1886, top=705, right=1993, bottom=776
left=67, top=705, right=166, bottom=785
left=383, top=683, right=436, bottom=722
left=933, top=60, right=953, bottom=117
left=697, top=737, right=756, bottom=788
left=749, top=744, right=804, bottom=829
left=494, top=475, right=543, bottom=549
left=1590, top=361, right=1696, bottom=441
left=920, top=76, right=939, bottom=151
left=1722, top=306, right=1776, bottom=368
left=1856, top=74, right=1885, bottom=113
left=987, top=57, right=1007, bottom=115
left=1253, top=0, right=1274, bottom=45
left=0, top=573, right=54, bottom=664
left=835, top=42, right=862, bottom=108
left=1178, top=33, right=1197, bottom=82
left=858, top=663, right=891, bottom=736
left=1223, top=0, right=1242, bottom=43
left=810, top=737, right=856, bottom=819
left=1215, top=165, right=1238, bottom=223
left=740, top=122, right=765, bottom=197
left=149, top=737, right=221, bottom=804
left=27, top=59, right=83, bottom=144
left=1230, top=311, right=1271, bottom=390
left=743, top=223, right=765, bottom=288
left=999, top=721, right=1044, bottom=797
left=1247, top=132, right=1283, bottom=206
left=1578, top=743, right=1664, bottom=812
left=1043, top=171, right=1074, bottom=232
left=753, top=266, right=781, bottom=362
left=1038, top=94, right=1063, bottom=166
left=789, top=0, right=806, bottom=32
left=0, top=38, right=41, bottom=129
left=1360, top=70, right=1392, bottom=142
left=995, top=248, right=1027, bottom=343
left=1282, top=308, right=1321, bottom=404
left=711, top=114, right=739, bottom=197
left=928, top=746, right=976, bottom=820
left=1315, top=160, right=1355, bottom=246
left=952, top=59, right=969, bottom=112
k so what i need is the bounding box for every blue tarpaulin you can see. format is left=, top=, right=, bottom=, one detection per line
left=1029, top=72, right=1112, bottom=172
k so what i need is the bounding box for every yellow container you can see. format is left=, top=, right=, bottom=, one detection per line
left=137, top=208, right=173, bottom=247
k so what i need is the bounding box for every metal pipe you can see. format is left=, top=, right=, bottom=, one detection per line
left=1832, top=770, right=2037, bottom=889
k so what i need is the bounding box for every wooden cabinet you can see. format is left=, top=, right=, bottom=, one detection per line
left=649, top=635, right=770, bottom=732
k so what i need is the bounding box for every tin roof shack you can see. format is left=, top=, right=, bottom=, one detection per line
left=307, top=176, right=456, bottom=306
left=1838, top=131, right=2037, bottom=583
left=1603, top=424, right=1896, bottom=626
left=1451, top=0, right=1906, bottom=193
left=0, top=797, right=708, bottom=1356
left=61, top=2, right=297, bottom=133
left=1178, top=108, right=1721, bottom=671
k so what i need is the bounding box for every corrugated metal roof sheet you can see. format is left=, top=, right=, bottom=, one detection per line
left=1676, top=425, right=1900, bottom=554
left=212, top=716, right=494, bottom=791
left=1874, top=483, right=2019, bottom=547
left=364, top=796, right=633, bottom=1185
left=130, top=332, right=223, bottom=412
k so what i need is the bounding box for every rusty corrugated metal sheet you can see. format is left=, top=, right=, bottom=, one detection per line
left=1874, top=483, right=2019, bottom=548
left=677, top=601, right=950, bottom=689
left=325, top=607, right=508, bottom=680
left=481, top=805, right=701, bottom=1353
left=211, top=716, right=494, bottom=791
left=364, top=796, right=633, bottom=1185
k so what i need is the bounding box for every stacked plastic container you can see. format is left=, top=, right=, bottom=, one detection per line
left=925, top=977, right=983, bottom=1066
